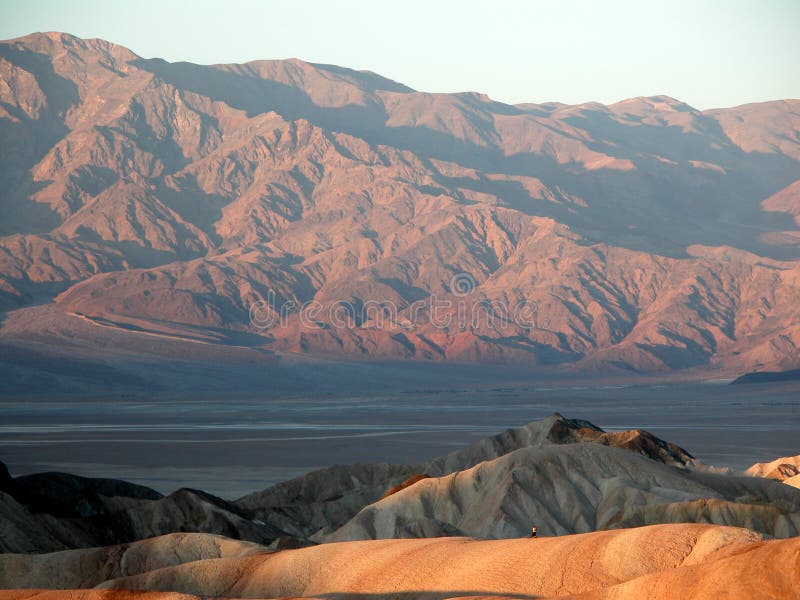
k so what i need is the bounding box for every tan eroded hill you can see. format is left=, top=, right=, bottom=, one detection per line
left=85, top=525, right=794, bottom=599
left=325, top=443, right=800, bottom=542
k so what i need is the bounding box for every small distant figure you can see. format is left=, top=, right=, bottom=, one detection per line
left=530, top=525, right=538, bottom=538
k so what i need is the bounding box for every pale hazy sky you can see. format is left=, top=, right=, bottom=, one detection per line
left=1, top=0, right=798, bottom=109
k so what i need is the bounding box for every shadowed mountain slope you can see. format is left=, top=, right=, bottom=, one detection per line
left=0, top=465, right=289, bottom=553
left=0, top=533, right=267, bottom=589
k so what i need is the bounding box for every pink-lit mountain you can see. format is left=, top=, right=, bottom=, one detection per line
left=2, top=32, right=800, bottom=376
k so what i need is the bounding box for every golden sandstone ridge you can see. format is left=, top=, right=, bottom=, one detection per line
left=0, top=524, right=798, bottom=599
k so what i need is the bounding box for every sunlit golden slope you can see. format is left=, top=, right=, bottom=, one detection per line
left=1, top=524, right=791, bottom=599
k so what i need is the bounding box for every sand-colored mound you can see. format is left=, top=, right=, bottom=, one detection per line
left=0, top=533, right=268, bottom=589
left=561, top=535, right=800, bottom=599
left=767, top=463, right=800, bottom=480
left=747, top=454, right=800, bottom=494
left=785, top=474, right=800, bottom=490
left=97, top=524, right=781, bottom=599
left=748, top=454, right=800, bottom=480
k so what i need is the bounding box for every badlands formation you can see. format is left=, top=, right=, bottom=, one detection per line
left=2, top=525, right=799, bottom=599
left=1, top=414, right=799, bottom=598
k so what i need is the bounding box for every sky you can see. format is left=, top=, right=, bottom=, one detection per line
left=0, top=0, right=798, bottom=110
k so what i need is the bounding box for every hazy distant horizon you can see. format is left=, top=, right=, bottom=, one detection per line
left=1, top=0, right=798, bottom=111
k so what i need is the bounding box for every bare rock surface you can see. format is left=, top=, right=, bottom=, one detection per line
left=1, top=33, right=800, bottom=377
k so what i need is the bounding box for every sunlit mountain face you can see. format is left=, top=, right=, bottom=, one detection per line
left=1, top=32, right=799, bottom=377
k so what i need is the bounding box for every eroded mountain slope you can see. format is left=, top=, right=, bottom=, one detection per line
left=2, top=32, right=800, bottom=372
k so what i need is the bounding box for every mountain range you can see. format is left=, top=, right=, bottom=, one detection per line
left=2, top=32, right=800, bottom=377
